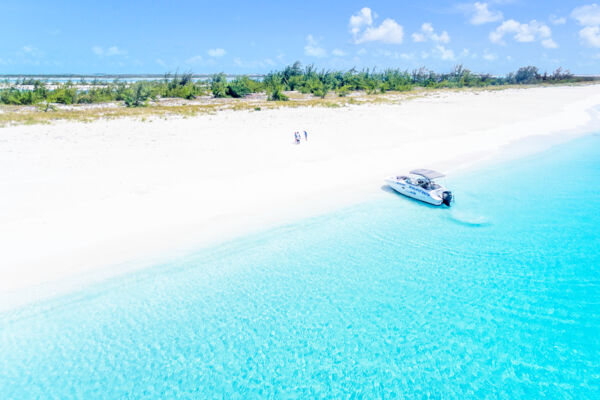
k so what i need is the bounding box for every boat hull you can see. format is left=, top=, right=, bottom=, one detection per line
left=385, top=178, right=444, bottom=206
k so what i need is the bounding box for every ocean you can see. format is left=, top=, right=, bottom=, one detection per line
left=1, top=134, right=599, bottom=398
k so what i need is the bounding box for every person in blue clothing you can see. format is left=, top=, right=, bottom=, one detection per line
left=304, top=130, right=308, bottom=141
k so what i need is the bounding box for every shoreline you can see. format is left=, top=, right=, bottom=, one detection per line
left=1, top=84, right=599, bottom=310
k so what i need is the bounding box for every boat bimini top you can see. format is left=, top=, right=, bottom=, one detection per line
left=409, top=169, right=445, bottom=181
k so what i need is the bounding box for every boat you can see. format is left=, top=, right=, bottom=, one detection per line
left=385, top=169, right=453, bottom=206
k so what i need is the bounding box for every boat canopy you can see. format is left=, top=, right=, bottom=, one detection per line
left=410, top=169, right=445, bottom=180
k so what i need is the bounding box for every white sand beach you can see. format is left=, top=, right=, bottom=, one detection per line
left=1, top=85, right=600, bottom=306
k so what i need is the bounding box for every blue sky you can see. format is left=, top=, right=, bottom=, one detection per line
left=1, top=1, right=599, bottom=75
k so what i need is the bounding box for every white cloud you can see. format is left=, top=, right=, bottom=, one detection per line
left=549, top=15, right=566, bottom=25
left=373, top=50, right=416, bottom=60
left=21, top=45, right=43, bottom=57
left=483, top=52, right=497, bottom=61
left=155, top=59, right=167, bottom=67
left=580, top=26, right=600, bottom=47
left=411, top=23, right=450, bottom=43
left=332, top=48, right=346, bottom=57
left=232, top=57, right=276, bottom=68
left=571, top=4, right=600, bottom=47
left=207, top=48, right=226, bottom=57
left=435, top=45, right=455, bottom=60
left=186, top=55, right=204, bottom=64
left=459, top=48, right=478, bottom=58
left=92, top=45, right=126, bottom=56
left=571, top=4, right=600, bottom=26
left=349, top=8, right=404, bottom=44
left=490, top=19, right=557, bottom=48
left=106, top=46, right=126, bottom=56
left=357, top=48, right=367, bottom=55
left=304, top=35, right=327, bottom=57
left=375, top=49, right=394, bottom=57
left=356, top=18, right=404, bottom=44
left=541, top=38, right=558, bottom=48
left=470, top=2, right=503, bottom=25
left=349, top=7, right=374, bottom=35
left=412, top=32, right=426, bottom=42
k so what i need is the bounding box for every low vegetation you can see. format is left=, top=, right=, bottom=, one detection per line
left=0, top=72, right=205, bottom=106
left=1, top=64, right=594, bottom=109
left=0, top=64, right=596, bottom=127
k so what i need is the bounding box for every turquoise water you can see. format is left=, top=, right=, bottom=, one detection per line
left=2, top=135, right=600, bottom=398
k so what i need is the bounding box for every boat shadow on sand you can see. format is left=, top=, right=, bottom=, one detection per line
left=380, top=185, right=492, bottom=227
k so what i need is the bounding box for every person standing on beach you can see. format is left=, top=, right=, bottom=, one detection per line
left=304, top=130, right=308, bottom=141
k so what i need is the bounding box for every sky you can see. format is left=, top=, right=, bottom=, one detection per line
left=0, top=1, right=599, bottom=75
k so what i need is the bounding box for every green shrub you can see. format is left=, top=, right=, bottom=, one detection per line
left=336, top=85, right=351, bottom=97
left=0, top=89, right=36, bottom=105
left=165, top=84, right=196, bottom=99
left=312, top=84, right=329, bottom=99
left=227, top=76, right=252, bottom=98
left=48, top=86, right=78, bottom=104
left=210, top=73, right=228, bottom=98
left=163, top=72, right=199, bottom=99
left=267, top=86, right=288, bottom=101
left=513, top=66, right=541, bottom=84
left=123, top=83, right=151, bottom=107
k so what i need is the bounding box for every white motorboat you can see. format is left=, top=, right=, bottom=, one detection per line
left=385, top=169, right=453, bottom=206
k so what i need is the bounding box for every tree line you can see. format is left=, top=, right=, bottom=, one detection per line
left=0, top=64, right=593, bottom=107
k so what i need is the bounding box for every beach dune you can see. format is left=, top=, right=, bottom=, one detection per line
left=1, top=85, right=599, bottom=305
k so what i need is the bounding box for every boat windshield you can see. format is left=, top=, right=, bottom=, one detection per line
left=406, top=173, right=427, bottom=185
left=406, top=173, right=441, bottom=190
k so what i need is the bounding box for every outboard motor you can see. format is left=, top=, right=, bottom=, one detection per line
left=442, top=191, right=453, bottom=206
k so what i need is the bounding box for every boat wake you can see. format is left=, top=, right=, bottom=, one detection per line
left=446, top=209, right=491, bottom=227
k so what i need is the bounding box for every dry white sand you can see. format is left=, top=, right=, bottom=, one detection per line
left=1, top=85, right=600, bottom=306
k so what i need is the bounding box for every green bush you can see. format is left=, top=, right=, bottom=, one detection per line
left=267, top=85, right=288, bottom=101
left=312, top=84, right=329, bottom=99
left=123, top=83, right=151, bottom=107
left=0, top=89, right=39, bottom=105
left=48, top=87, right=78, bottom=104
left=165, top=84, right=196, bottom=99
left=336, top=85, right=351, bottom=97
left=163, top=72, right=199, bottom=99
left=210, top=73, right=228, bottom=98
left=227, top=76, right=252, bottom=98
left=513, top=66, right=541, bottom=84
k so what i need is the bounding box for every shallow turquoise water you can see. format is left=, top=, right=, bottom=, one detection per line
left=1, top=135, right=600, bottom=398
